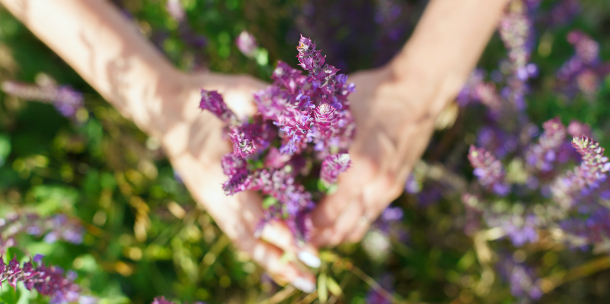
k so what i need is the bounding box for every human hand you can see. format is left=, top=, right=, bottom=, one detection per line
left=310, top=65, right=446, bottom=247
left=156, top=73, right=319, bottom=292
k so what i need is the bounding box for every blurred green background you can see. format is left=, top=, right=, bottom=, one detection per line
left=1, top=0, right=610, bottom=303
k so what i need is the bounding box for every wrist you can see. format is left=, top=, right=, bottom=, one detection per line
left=386, top=56, right=461, bottom=122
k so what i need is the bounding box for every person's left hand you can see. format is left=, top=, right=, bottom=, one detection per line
left=155, top=72, right=319, bottom=292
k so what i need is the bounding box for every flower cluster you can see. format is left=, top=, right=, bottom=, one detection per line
left=557, top=30, right=610, bottom=98
left=1, top=81, right=84, bottom=118
left=468, top=145, right=509, bottom=196
left=0, top=255, right=83, bottom=304
left=199, top=36, right=355, bottom=240
left=422, top=1, right=610, bottom=300
left=525, top=117, right=567, bottom=172
left=551, top=135, right=610, bottom=208
left=235, top=31, right=258, bottom=58
left=497, top=255, right=542, bottom=301
left=0, top=213, right=85, bottom=253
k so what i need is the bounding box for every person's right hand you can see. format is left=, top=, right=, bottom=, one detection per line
left=309, top=63, right=446, bottom=247
left=156, top=73, right=319, bottom=292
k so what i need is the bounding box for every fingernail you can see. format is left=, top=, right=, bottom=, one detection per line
left=291, top=277, right=316, bottom=293
left=298, top=251, right=321, bottom=268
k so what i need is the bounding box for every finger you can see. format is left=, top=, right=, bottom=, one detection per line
left=173, top=154, right=317, bottom=290
left=311, top=156, right=375, bottom=229
left=344, top=176, right=403, bottom=243
left=240, top=236, right=316, bottom=293
left=311, top=193, right=365, bottom=248
left=326, top=194, right=366, bottom=246
left=260, top=220, right=321, bottom=268
left=344, top=207, right=382, bottom=244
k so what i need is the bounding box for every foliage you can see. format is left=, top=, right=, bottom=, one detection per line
left=1, top=0, right=610, bottom=303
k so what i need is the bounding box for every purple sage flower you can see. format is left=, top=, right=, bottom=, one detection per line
left=468, top=145, right=510, bottom=196
left=236, top=30, right=258, bottom=57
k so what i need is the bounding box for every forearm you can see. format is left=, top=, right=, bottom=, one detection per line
left=0, top=0, right=184, bottom=137
left=390, top=0, right=511, bottom=117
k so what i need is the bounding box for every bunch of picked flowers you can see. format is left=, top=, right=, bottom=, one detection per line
left=199, top=36, right=356, bottom=241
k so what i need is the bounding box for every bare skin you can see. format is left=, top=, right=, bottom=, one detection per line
left=0, top=0, right=510, bottom=292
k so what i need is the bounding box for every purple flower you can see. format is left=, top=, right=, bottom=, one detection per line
left=557, top=31, right=610, bottom=98
left=499, top=10, right=533, bottom=72
left=236, top=30, right=258, bottom=57
left=526, top=117, right=567, bottom=172
left=1, top=212, right=85, bottom=253
left=199, top=36, right=355, bottom=241
left=0, top=255, right=82, bottom=303
left=468, top=146, right=510, bottom=196
left=497, top=257, right=542, bottom=301
left=503, top=214, right=539, bottom=246
left=1, top=81, right=84, bottom=118
left=551, top=135, right=610, bottom=208
left=199, top=90, right=237, bottom=124
left=296, top=35, right=326, bottom=75
left=404, top=174, right=421, bottom=194
left=228, top=121, right=273, bottom=158
left=456, top=69, right=485, bottom=107
left=320, top=153, right=350, bottom=184
left=547, top=0, right=580, bottom=27
left=567, top=120, right=592, bottom=138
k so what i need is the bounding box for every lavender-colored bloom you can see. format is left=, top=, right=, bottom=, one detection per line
left=365, top=274, right=394, bottom=304
left=263, top=147, right=291, bottom=169
left=474, top=82, right=504, bottom=114
left=526, top=117, right=567, bottom=172
left=503, top=214, right=539, bottom=246
left=381, top=207, right=403, bottom=222
left=236, top=31, right=258, bottom=57
left=404, top=173, right=421, bottom=194
left=320, top=153, right=350, bottom=184
left=416, top=183, right=444, bottom=208
left=499, top=9, right=533, bottom=73
left=557, top=31, right=610, bottom=99
left=497, top=257, right=542, bottom=301
left=551, top=135, right=610, bottom=208
left=468, top=146, right=510, bottom=196
left=560, top=206, right=610, bottom=247
left=1, top=212, right=85, bottom=253
left=477, top=126, right=518, bottom=159
left=221, top=154, right=246, bottom=176
left=567, top=120, right=592, bottom=138
left=547, top=0, right=580, bottom=27
left=199, top=90, right=237, bottom=124
left=456, top=69, right=485, bottom=107
left=0, top=255, right=82, bottom=304
left=498, top=3, right=536, bottom=111
left=200, top=36, right=355, bottom=241
left=1, top=81, right=84, bottom=118
left=296, top=35, right=326, bottom=76
left=228, top=121, right=273, bottom=158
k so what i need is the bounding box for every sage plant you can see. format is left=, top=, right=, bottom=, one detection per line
left=199, top=36, right=355, bottom=241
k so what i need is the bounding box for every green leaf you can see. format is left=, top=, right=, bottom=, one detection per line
left=318, top=273, right=328, bottom=303
left=326, top=276, right=342, bottom=296
left=31, top=185, right=80, bottom=215
left=0, top=282, right=19, bottom=304
left=0, top=134, right=10, bottom=167
left=262, top=196, right=278, bottom=209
